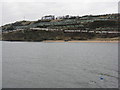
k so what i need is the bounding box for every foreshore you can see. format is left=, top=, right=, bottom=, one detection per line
left=2, top=37, right=119, bottom=43
left=43, top=40, right=119, bottom=43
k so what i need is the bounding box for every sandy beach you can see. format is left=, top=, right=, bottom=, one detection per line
left=43, top=37, right=119, bottom=43
left=43, top=40, right=119, bottom=43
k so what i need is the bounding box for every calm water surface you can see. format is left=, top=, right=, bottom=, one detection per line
left=2, top=41, right=118, bottom=88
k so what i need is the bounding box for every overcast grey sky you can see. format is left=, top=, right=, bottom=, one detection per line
left=1, top=0, right=119, bottom=25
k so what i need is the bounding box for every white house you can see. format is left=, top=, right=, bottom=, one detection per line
left=41, top=15, right=55, bottom=20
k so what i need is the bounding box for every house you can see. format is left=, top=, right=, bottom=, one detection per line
left=41, top=15, right=55, bottom=20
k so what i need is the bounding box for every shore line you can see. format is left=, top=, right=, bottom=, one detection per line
left=43, top=40, right=119, bottom=43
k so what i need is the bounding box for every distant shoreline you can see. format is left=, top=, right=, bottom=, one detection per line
left=1, top=39, right=119, bottom=43
left=2, top=37, right=119, bottom=43
left=43, top=40, right=119, bottom=43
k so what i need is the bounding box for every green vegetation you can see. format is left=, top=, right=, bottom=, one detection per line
left=89, top=20, right=118, bottom=29
left=2, top=30, right=95, bottom=41
left=2, top=29, right=119, bottom=41
left=1, top=13, right=119, bottom=41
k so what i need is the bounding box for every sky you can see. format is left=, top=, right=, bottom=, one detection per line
left=0, top=0, right=119, bottom=25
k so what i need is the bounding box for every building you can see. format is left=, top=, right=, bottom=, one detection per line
left=41, top=15, right=55, bottom=20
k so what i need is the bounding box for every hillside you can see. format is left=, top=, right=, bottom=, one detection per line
left=1, top=13, right=119, bottom=41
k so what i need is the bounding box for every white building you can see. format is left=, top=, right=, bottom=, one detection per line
left=41, top=15, right=55, bottom=20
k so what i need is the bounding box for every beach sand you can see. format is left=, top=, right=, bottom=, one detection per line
left=43, top=40, right=119, bottom=43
